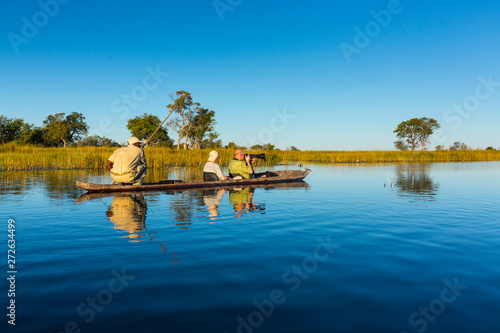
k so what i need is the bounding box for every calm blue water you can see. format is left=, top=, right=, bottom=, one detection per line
left=1, top=162, right=500, bottom=333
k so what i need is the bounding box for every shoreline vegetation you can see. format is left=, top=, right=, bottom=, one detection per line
left=2, top=144, right=500, bottom=171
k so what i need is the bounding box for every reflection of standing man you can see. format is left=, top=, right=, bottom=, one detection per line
left=106, top=136, right=147, bottom=185
left=106, top=194, right=147, bottom=240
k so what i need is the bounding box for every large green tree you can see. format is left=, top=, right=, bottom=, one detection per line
left=394, top=117, right=440, bottom=151
left=0, top=116, right=44, bottom=145
left=127, top=113, right=173, bottom=147
left=166, top=90, right=200, bottom=149
left=16, top=124, right=45, bottom=145
left=188, top=108, right=219, bottom=149
left=0, top=116, right=27, bottom=143
left=43, top=112, right=88, bottom=147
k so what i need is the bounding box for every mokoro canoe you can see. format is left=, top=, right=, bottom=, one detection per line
left=76, top=169, right=311, bottom=193
left=76, top=180, right=310, bottom=203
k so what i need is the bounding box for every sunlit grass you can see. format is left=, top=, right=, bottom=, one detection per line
left=272, top=150, right=500, bottom=164
left=1, top=144, right=500, bottom=171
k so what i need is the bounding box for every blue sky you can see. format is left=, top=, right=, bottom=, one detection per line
left=1, top=0, right=499, bottom=150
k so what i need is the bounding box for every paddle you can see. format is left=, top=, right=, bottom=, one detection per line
left=141, top=108, right=175, bottom=148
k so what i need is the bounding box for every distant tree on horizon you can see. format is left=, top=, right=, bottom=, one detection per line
left=250, top=143, right=275, bottom=151
left=224, top=141, right=247, bottom=150
left=225, top=141, right=238, bottom=150
left=205, top=139, right=223, bottom=149
left=394, top=117, right=440, bottom=151
left=77, top=135, right=120, bottom=147
left=449, top=141, right=469, bottom=151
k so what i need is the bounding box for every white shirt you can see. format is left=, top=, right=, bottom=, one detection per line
left=203, top=162, right=225, bottom=180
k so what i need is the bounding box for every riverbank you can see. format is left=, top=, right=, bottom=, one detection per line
left=1, top=144, right=499, bottom=171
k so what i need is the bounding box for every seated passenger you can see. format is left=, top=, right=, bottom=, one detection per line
left=228, top=149, right=255, bottom=179
left=203, top=150, right=229, bottom=181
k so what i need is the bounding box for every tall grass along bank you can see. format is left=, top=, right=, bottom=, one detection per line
left=1, top=144, right=500, bottom=171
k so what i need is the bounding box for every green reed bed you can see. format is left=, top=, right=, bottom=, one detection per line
left=1, top=144, right=500, bottom=171
left=271, top=150, right=500, bottom=164
left=0, top=145, right=114, bottom=171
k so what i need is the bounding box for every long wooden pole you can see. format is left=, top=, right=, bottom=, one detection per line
left=142, top=108, right=175, bottom=147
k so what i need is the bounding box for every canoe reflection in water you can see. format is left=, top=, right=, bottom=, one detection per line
left=105, top=194, right=147, bottom=242
left=77, top=180, right=309, bottom=229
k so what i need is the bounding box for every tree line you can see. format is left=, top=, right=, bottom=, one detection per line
left=0, top=90, right=286, bottom=150
left=0, top=112, right=94, bottom=147
left=0, top=90, right=216, bottom=148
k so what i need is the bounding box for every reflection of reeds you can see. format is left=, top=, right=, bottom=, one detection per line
left=2, top=144, right=500, bottom=171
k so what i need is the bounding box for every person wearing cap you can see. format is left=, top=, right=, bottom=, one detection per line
left=203, top=150, right=229, bottom=181
left=106, top=136, right=148, bottom=185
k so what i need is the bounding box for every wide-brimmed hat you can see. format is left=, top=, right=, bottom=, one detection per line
left=127, top=136, right=142, bottom=145
left=208, top=150, right=219, bottom=162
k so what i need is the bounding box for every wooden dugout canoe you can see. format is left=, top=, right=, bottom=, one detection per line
left=76, top=169, right=311, bottom=193
left=76, top=180, right=310, bottom=203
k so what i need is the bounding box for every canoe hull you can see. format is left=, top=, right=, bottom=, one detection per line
left=76, top=169, right=311, bottom=193
left=76, top=180, right=310, bottom=203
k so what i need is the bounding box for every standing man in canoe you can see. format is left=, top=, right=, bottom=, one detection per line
left=106, top=136, right=147, bottom=185
left=228, top=149, right=255, bottom=179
